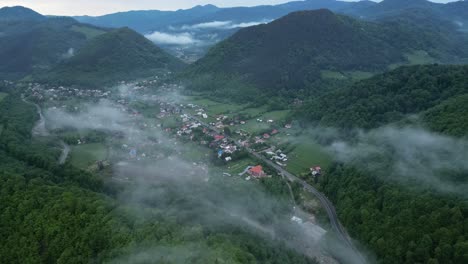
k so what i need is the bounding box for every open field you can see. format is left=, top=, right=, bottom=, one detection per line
left=284, top=141, right=332, bottom=175
left=225, top=157, right=257, bottom=175
left=71, top=25, right=106, bottom=39
left=70, top=143, right=108, bottom=169
left=0, top=92, right=8, bottom=102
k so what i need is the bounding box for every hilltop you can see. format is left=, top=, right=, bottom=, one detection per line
left=0, top=6, right=45, bottom=21
left=0, top=7, right=107, bottom=79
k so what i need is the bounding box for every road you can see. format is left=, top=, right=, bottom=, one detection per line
left=187, top=113, right=366, bottom=263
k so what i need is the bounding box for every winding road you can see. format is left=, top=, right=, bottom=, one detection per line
left=186, top=113, right=367, bottom=264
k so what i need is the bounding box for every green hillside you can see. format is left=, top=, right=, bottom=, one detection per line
left=0, top=8, right=106, bottom=79
left=39, top=27, right=186, bottom=87
left=298, top=64, right=468, bottom=129
left=186, top=9, right=468, bottom=101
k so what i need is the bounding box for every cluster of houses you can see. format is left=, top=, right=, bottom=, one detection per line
left=266, top=150, right=289, bottom=167
left=26, top=83, right=111, bottom=102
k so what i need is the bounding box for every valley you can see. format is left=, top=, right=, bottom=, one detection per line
left=0, top=1, right=467, bottom=264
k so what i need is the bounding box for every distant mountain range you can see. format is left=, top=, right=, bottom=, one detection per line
left=73, top=0, right=468, bottom=60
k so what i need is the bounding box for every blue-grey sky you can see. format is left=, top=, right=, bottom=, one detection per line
left=0, top=0, right=459, bottom=16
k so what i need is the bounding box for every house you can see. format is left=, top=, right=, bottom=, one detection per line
left=263, top=133, right=270, bottom=139
left=285, top=124, right=292, bottom=129
left=214, top=135, right=225, bottom=141
left=271, top=129, right=279, bottom=135
left=311, top=166, right=322, bottom=176
left=248, top=165, right=267, bottom=178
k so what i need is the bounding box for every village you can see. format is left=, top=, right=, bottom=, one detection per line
left=23, top=77, right=326, bottom=183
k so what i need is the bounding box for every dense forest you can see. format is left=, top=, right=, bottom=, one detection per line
left=298, top=64, right=468, bottom=129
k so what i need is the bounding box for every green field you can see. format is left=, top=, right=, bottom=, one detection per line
left=71, top=25, right=106, bottom=40
left=225, top=157, right=257, bottom=175
left=284, top=141, right=332, bottom=175
left=320, top=70, right=347, bottom=80
left=0, top=92, right=8, bottom=102
left=70, top=143, right=108, bottom=169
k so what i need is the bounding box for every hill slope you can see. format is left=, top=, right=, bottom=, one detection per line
left=297, top=64, right=468, bottom=129
left=186, top=9, right=467, bottom=99
left=0, top=7, right=107, bottom=79
left=40, top=27, right=186, bottom=87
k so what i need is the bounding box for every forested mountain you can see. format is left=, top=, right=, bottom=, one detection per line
left=297, top=64, right=468, bottom=129
left=75, top=4, right=221, bottom=33
left=185, top=9, right=468, bottom=100
left=37, top=27, right=186, bottom=87
left=0, top=7, right=107, bottom=79
left=0, top=5, right=45, bottom=21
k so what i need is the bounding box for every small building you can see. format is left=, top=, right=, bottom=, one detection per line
left=263, top=133, right=271, bottom=139
left=214, top=135, right=225, bottom=141
left=311, top=166, right=322, bottom=176
left=248, top=165, right=267, bottom=178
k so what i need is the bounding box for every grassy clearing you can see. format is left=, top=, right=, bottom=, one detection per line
left=180, top=142, right=213, bottom=162
left=406, top=50, right=436, bottom=65
left=262, top=110, right=290, bottom=121
left=390, top=50, right=436, bottom=69
left=71, top=25, right=106, bottom=40
left=70, top=143, right=108, bottom=169
left=285, top=141, right=332, bottom=175
left=345, top=71, right=374, bottom=81
left=226, top=157, right=257, bottom=175
left=320, top=70, right=347, bottom=80
left=0, top=92, right=8, bottom=102
left=237, top=106, right=269, bottom=118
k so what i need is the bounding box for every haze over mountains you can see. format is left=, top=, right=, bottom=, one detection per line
left=74, top=0, right=468, bottom=60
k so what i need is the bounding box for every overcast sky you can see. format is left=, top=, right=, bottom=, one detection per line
left=0, top=0, right=460, bottom=16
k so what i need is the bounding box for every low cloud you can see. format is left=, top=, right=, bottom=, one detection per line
left=145, top=31, right=200, bottom=45
left=180, top=19, right=271, bottom=30
left=324, top=126, right=468, bottom=196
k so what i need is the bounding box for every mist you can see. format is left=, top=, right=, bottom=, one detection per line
left=43, top=96, right=362, bottom=263
left=304, top=125, right=468, bottom=197
left=180, top=19, right=271, bottom=30
left=145, top=31, right=201, bottom=45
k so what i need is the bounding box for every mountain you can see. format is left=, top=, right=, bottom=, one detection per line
left=297, top=64, right=468, bottom=129
left=39, top=27, right=186, bottom=87
left=185, top=9, right=468, bottom=100
left=74, top=4, right=221, bottom=33
left=0, top=6, right=45, bottom=21
left=0, top=7, right=107, bottom=79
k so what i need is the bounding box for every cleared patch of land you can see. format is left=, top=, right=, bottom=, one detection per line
left=0, top=92, right=8, bottom=102
left=70, top=143, right=108, bottom=169
left=284, top=141, right=332, bottom=175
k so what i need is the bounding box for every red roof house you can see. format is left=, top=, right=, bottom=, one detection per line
left=214, top=135, right=225, bottom=141
left=249, top=165, right=266, bottom=178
